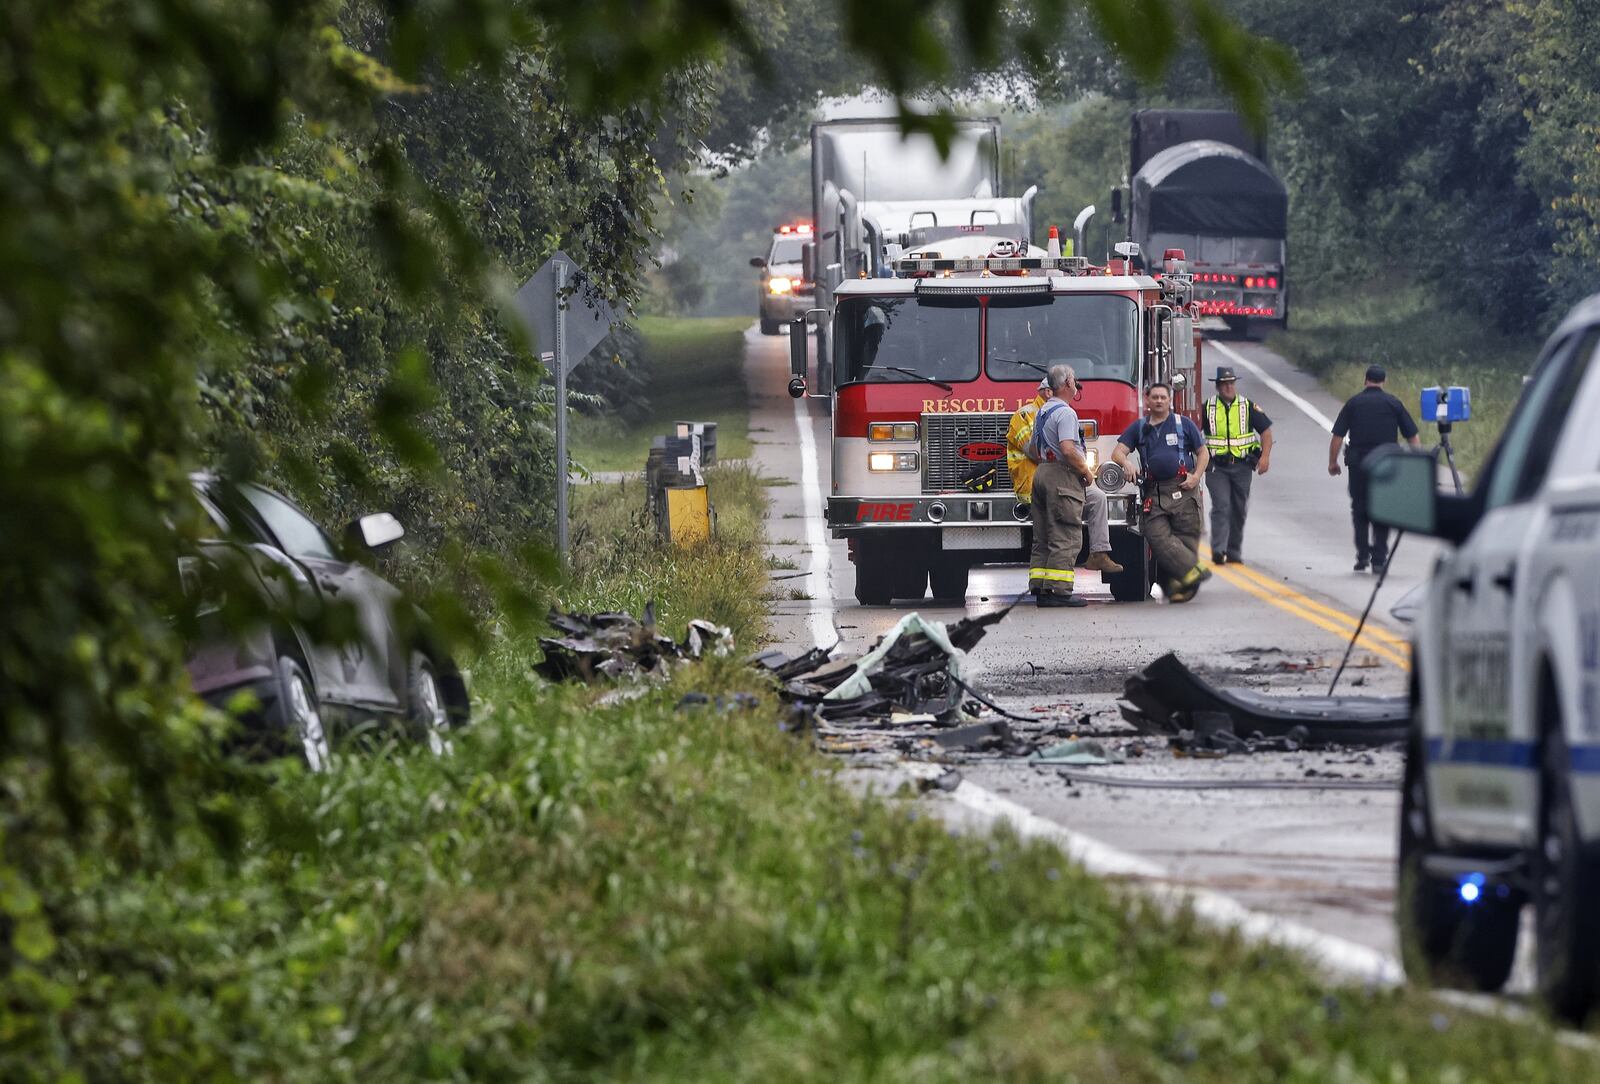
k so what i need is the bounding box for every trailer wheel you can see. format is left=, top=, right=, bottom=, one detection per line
left=1397, top=724, right=1521, bottom=992
left=1103, top=529, right=1153, bottom=602
left=1535, top=717, right=1600, bottom=1023
left=929, top=556, right=970, bottom=602
left=1224, top=315, right=1251, bottom=340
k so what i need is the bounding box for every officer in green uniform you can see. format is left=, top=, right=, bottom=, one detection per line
left=1201, top=366, right=1273, bottom=565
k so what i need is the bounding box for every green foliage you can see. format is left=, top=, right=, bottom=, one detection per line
left=567, top=462, right=771, bottom=645
left=1272, top=281, right=1537, bottom=477
left=571, top=316, right=753, bottom=472
left=1, top=0, right=1309, bottom=1067
left=4, top=639, right=1594, bottom=1079
left=1152, top=0, right=1600, bottom=333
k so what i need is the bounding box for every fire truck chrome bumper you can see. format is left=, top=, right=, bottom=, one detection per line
left=828, top=493, right=1137, bottom=533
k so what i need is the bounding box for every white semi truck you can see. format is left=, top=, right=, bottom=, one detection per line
left=803, top=116, right=1036, bottom=390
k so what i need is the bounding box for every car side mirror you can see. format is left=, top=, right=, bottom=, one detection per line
left=1366, top=449, right=1439, bottom=535
left=750, top=256, right=767, bottom=268
left=349, top=511, right=405, bottom=551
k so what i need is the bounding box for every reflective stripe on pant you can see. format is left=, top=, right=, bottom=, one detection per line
left=1143, top=485, right=1202, bottom=584
left=1205, top=458, right=1253, bottom=559
left=1029, top=460, right=1084, bottom=595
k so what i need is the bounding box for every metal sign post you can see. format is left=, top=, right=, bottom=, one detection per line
left=509, top=251, right=616, bottom=565
left=554, top=260, right=569, bottom=560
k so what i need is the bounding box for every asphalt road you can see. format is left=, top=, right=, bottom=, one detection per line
left=747, top=322, right=1444, bottom=967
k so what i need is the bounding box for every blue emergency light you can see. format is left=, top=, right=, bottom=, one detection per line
left=1421, top=386, right=1471, bottom=425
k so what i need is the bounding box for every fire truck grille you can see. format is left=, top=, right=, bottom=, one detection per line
left=921, top=413, right=1015, bottom=494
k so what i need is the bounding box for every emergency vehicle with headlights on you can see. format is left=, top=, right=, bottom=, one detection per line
left=752, top=223, right=813, bottom=335
left=1365, top=293, right=1600, bottom=1023
left=788, top=227, right=1204, bottom=605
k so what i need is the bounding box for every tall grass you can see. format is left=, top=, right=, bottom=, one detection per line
left=1271, top=281, right=1539, bottom=477
left=564, top=462, right=769, bottom=644
left=18, top=641, right=1594, bottom=1081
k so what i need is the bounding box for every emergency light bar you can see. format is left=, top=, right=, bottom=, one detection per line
left=893, top=255, right=1090, bottom=275
left=776, top=223, right=813, bottom=235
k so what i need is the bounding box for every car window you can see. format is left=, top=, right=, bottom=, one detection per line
left=240, top=484, right=338, bottom=560
left=769, top=238, right=805, bottom=264
left=1484, top=326, right=1600, bottom=510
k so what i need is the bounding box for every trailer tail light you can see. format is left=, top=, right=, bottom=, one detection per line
left=868, top=421, right=919, bottom=442
left=868, top=451, right=919, bottom=472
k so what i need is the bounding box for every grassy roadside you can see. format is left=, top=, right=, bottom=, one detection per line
left=572, top=315, right=753, bottom=474
left=15, top=443, right=1598, bottom=1080
left=1267, top=281, right=1539, bottom=477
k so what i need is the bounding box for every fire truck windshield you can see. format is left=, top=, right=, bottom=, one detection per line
left=834, top=296, right=980, bottom=385
left=985, top=294, right=1139, bottom=385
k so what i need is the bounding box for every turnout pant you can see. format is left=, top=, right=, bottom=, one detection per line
left=1084, top=483, right=1112, bottom=553
left=1029, top=460, right=1085, bottom=595
left=1347, top=450, right=1390, bottom=564
left=1143, top=484, right=1203, bottom=585
left=1205, top=458, right=1254, bottom=560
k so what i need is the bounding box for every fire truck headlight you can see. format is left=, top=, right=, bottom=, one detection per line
left=868, top=421, right=920, bottom=442
left=767, top=276, right=794, bottom=295
left=869, top=451, right=919, bottom=472
left=1085, top=448, right=1100, bottom=472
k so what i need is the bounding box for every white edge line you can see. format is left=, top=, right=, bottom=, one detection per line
left=902, top=763, right=1597, bottom=1049
left=793, top=380, right=837, bottom=649
left=1208, top=339, right=1337, bottom=432
left=915, top=764, right=1404, bottom=987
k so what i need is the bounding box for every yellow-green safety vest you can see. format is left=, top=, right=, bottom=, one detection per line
left=1205, top=396, right=1262, bottom=458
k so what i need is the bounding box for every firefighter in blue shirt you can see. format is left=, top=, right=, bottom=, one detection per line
left=1112, top=383, right=1212, bottom=603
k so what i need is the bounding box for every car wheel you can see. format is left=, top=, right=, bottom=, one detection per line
left=1396, top=727, right=1520, bottom=991
left=271, top=655, right=330, bottom=771
left=759, top=315, right=780, bottom=335
left=407, top=652, right=453, bottom=757
left=1535, top=723, right=1600, bottom=1023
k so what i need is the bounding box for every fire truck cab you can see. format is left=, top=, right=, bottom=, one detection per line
left=789, top=231, right=1203, bottom=605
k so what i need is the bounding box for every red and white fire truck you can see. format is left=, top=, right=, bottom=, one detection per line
left=788, top=228, right=1203, bottom=605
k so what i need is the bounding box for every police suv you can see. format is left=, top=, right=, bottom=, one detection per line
left=1368, top=294, right=1600, bottom=1022
left=751, top=223, right=813, bottom=335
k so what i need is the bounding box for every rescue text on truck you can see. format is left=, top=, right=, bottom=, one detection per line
left=788, top=245, right=1202, bottom=606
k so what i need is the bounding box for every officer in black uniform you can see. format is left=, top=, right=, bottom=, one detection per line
left=1328, top=365, right=1421, bottom=572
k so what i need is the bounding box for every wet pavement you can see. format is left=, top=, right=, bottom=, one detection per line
left=745, top=322, right=1431, bottom=961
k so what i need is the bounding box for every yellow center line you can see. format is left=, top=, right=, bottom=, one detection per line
left=1201, top=554, right=1412, bottom=671
left=1202, top=548, right=1410, bottom=649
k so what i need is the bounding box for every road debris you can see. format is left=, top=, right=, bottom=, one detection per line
left=754, top=607, right=1044, bottom=757
left=1032, top=738, right=1126, bottom=766
left=534, top=606, right=733, bottom=683
left=1120, top=652, right=1408, bottom=748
